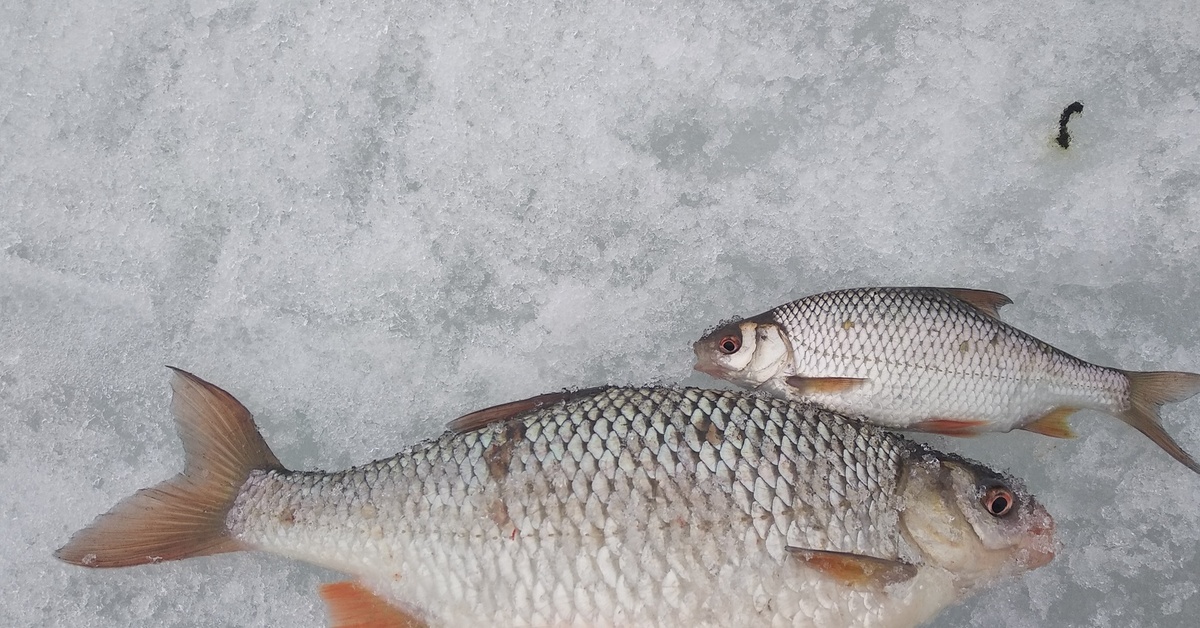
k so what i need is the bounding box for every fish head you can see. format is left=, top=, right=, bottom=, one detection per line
left=693, top=316, right=792, bottom=389
left=898, top=451, right=1056, bottom=591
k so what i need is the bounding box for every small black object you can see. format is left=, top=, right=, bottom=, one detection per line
left=1056, top=101, right=1084, bottom=148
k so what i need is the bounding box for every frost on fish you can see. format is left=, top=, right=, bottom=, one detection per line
left=693, top=286, right=1200, bottom=473
left=57, top=369, right=1055, bottom=627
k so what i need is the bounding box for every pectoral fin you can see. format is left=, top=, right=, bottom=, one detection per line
left=786, top=547, right=917, bottom=588
left=940, top=288, right=1013, bottom=319
left=911, top=417, right=990, bottom=436
left=1021, top=407, right=1078, bottom=438
left=320, top=580, right=428, bottom=628
left=784, top=376, right=867, bottom=395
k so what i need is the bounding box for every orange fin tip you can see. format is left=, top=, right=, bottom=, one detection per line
left=784, top=376, right=867, bottom=395
left=786, top=547, right=916, bottom=588
left=448, top=387, right=609, bottom=433
left=940, top=288, right=1013, bottom=319
left=1021, top=407, right=1078, bottom=439
left=912, top=417, right=990, bottom=437
left=320, top=581, right=428, bottom=628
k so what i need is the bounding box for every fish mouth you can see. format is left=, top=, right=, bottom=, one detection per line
left=692, top=338, right=725, bottom=379
left=693, top=357, right=725, bottom=379
left=1017, top=512, right=1057, bottom=569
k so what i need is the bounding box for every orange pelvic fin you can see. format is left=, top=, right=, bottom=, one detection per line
left=320, top=581, right=428, bottom=628
left=940, top=288, right=1013, bottom=319
left=784, top=376, right=867, bottom=395
left=911, top=417, right=990, bottom=437
left=448, top=386, right=608, bottom=433
left=787, top=547, right=916, bottom=589
left=1118, top=370, right=1200, bottom=474
left=1021, top=407, right=1078, bottom=439
left=55, top=368, right=286, bottom=568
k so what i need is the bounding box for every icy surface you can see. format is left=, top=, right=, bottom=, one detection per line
left=3, top=0, right=1199, bottom=626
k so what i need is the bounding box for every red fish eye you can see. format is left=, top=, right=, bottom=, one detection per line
left=718, top=335, right=741, bottom=354
left=983, top=486, right=1014, bottom=517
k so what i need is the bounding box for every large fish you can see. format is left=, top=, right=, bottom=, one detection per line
left=693, top=286, right=1200, bottom=473
left=57, top=369, right=1054, bottom=627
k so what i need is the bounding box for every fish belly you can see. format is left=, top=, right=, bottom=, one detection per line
left=230, top=466, right=954, bottom=627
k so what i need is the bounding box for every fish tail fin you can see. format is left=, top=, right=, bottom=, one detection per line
left=1117, top=370, right=1200, bottom=474
left=55, top=368, right=286, bottom=567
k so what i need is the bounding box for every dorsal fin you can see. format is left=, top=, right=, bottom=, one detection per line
left=447, top=386, right=609, bottom=433
left=940, top=288, right=1013, bottom=319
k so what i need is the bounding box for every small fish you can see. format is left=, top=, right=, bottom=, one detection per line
left=57, top=369, right=1054, bottom=627
left=694, top=286, right=1200, bottom=473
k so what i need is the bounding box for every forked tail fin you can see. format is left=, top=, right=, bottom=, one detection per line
left=1119, top=370, right=1200, bottom=474
left=56, top=368, right=286, bottom=567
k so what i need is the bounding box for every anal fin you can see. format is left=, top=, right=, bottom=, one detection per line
left=1022, top=407, right=1078, bottom=439
left=911, top=417, right=990, bottom=437
left=320, top=581, right=428, bottom=628
left=784, top=376, right=866, bottom=395
left=786, top=547, right=917, bottom=589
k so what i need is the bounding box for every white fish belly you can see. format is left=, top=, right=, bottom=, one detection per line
left=350, top=499, right=959, bottom=628
left=224, top=388, right=962, bottom=627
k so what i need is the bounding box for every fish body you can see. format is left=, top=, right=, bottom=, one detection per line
left=693, top=287, right=1200, bottom=472
left=58, top=369, right=1054, bottom=627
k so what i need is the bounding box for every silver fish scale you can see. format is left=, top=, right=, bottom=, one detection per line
left=227, top=387, right=918, bottom=627
left=768, top=287, right=1127, bottom=429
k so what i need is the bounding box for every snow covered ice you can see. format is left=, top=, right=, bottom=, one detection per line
left=3, top=0, right=1199, bottom=626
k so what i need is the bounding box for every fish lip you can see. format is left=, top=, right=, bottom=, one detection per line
left=1021, top=543, right=1056, bottom=570
left=692, top=337, right=724, bottom=378
left=1018, top=513, right=1057, bottom=569
left=693, top=358, right=724, bottom=378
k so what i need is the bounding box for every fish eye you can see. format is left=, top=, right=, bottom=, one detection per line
left=982, top=486, right=1014, bottom=517
left=718, top=335, right=741, bottom=354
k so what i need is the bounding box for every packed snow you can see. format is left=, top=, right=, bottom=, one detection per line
left=3, top=0, right=1199, bottom=625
